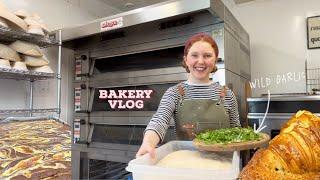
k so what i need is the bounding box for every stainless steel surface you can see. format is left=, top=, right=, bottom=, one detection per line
left=247, top=95, right=320, bottom=102
left=61, top=0, right=213, bottom=41
left=89, top=160, right=130, bottom=179
left=68, top=15, right=224, bottom=59
left=29, top=81, right=33, bottom=117
left=57, top=30, right=62, bottom=118
left=72, top=144, right=138, bottom=164
left=1, top=115, right=52, bottom=123
left=0, top=108, right=59, bottom=114
left=0, top=67, right=55, bottom=80
left=87, top=111, right=174, bottom=126
left=248, top=112, right=320, bottom=119
left=92, top=66, right=185, bottom=80
left=90, top=71, right=187, bottom=88
left=88, top=125, right=94, bottom=143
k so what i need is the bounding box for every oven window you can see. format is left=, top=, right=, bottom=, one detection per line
left=94, top=46, right=184, bottom=73
left=92, top=83, right=176, bottom=111
left=92, top=125, right=175, bottom=145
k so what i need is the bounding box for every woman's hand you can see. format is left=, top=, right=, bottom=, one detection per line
left=136, top=130, right=160, bottom=159
left=136, top=141, right=156, bottom=158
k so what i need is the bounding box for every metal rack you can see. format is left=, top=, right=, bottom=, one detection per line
left=305, top=61, right=320, bottom=94
left=0, top=26, right=56, bottom=47
left=306, top=68, right=320, bottom=93
left=0, top=108, right=59, bottom=114
left=0, top=27, right=62, bottom=119
left=0, top=67, right=55, bottom=80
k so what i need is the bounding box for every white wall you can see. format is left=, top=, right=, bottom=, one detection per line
left=223, top=0, right=320, bottom=96
left=2, top=0, right=97, bottom=30
left=0, top=80, right=29, bottom=109
left=31, top=47, right=74, bottom=124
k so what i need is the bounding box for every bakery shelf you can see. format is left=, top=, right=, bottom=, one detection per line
left=0, top=67, right=55, bottom=80
left=0, top=25, right=62, bottom=120
left=0, top=108, right=59, bottom=114
left=0, top=26, right=57, bottom=47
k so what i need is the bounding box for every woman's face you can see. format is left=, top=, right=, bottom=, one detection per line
left=184, top=41, right=217, bottom=83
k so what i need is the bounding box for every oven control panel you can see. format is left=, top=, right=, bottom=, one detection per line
left=73, top=118, right=81, bottom=143
left=74, top=53, right=90, bottom=81
left=74, top=87, right=81, bottom=112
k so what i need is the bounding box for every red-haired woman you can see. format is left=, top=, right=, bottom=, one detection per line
left=136, top=33, right=240, bottom=158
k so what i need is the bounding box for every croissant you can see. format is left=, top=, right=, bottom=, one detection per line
left=240, top=110, right=320, bottom=180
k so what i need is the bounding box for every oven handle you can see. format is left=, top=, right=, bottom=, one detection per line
left=76, top=141, right=89, bottom=145
left=77, top=119, right=95, bottom=146
left=89, top=58, right=95, bottom=76
left=88, top=122, right=175, bottom=127
left=87, top=123, right=94, bottom=144
left=88, top=87, right=95, bottom=112
left=76, top=73, right=89, bottom=77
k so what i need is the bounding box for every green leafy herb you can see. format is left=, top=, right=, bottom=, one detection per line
left=195, top=127, right=261, bottom=145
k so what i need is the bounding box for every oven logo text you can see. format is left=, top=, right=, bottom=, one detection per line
left=100, top=17, right=123, bottom=32
left=99, top=89, right=153, bottom=109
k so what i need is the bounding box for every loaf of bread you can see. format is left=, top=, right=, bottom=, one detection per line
left=0, top=44, right=21, bottom=62
left=240, top=110, right=320, bottom=180
left=9, top=40, right=42, bottom=57
left=22, top=54, right=49, bottom=67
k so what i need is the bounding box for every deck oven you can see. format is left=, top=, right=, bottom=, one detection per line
left=61, top=0, right=250, bottom=178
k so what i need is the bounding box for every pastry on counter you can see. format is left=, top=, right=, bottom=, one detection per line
left=0, top=120, right=71, bottom=179
left=239, top=110, right=320, bottom=180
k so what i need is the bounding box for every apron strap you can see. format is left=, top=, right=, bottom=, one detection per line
left=220, top=85, right=227, bottom=98
left=178, top=82, right=227, bottom=102
left=177, top=83, right=185, bottom=96
left=217, top=85, right=227, bottom=105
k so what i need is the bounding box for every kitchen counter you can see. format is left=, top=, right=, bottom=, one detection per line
left=247, top=94, right=320, bottom=115
left=247, top=94, right=320, bottom=102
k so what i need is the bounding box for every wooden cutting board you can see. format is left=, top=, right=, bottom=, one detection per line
left=193, top=133, right=270, bottom=152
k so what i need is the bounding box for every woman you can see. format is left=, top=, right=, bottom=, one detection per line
left=136, top=33, right=241, bottom=158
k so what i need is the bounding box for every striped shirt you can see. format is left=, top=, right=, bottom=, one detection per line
left=145, top=81, right=241, bottom=141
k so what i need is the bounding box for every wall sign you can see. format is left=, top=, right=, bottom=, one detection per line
left=307, top=16, right=320, bottom=49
